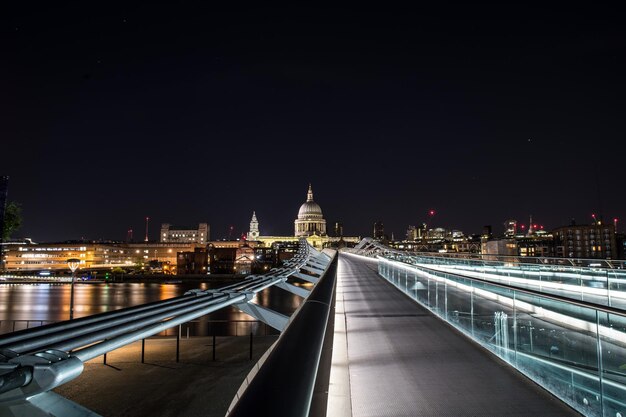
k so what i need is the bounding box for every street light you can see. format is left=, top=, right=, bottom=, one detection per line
left=67, top=258, right=80, bottom=320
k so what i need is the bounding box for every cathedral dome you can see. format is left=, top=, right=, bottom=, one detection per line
left=297, top=184, right=323, bottom=219
left=294, top=184, right=327, bottom=237
left=298, top=200, right=323, bottom=219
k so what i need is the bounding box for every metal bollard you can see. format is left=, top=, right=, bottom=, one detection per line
left=212, top=334, right=216, bottom=361
left=249, top=332, right=253, bottom=360
left=176, top=329, right=180, bottom=363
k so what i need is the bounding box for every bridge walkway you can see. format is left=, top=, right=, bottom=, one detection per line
left=336, top=253, right=581, bottom=417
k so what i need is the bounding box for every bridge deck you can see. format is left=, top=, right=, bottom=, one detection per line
left=336, top=253, right=580, bottom=417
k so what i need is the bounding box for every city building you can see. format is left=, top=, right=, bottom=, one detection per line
left=206, top=240, right=274, bottom=274
left=406, top=225, right=418, bottom=241
left=333, top=222, right=343, bottom=237
left=373, top=221, right=385, bottom=241
left=618, top=233, right=626, bottom=259
left=481, top=239, right=517, bottom=258
left=552, top=222, right=618, bottom=259
left=515, top=234, right=555, bottom=257
left=176, top=247, right=209, bottom=274
left=160, top=223, right=209, bottom=244
left=234, top=242, right=256, bottom=275
left=503, top=220, right=517, bottom=238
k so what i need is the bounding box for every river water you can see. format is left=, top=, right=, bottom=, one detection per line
left=0, top=279, right=305, bottom=336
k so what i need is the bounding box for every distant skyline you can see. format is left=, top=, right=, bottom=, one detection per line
left=2, top=177, right=619, bottom=242
left=3, top=6, right=624, bottom=242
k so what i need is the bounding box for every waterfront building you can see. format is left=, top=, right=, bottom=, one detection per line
left=160, top=223, right=209, bottom=244
left=176, top=247, right=209, bottom=274
left=3, top=241, right=199, bottom=273
left=206, top=240, right=274, bottom=274
left=5, top=242, right=125, bottom=272
left=234, top=242, right=256, bottom=274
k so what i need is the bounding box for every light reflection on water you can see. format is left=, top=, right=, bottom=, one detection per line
left=0, top=280, right=302, bottom=336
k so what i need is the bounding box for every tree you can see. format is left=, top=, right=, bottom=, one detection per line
left=111, top=267, right=125, bottom=281
left=2, top=201, right=22, bottom=240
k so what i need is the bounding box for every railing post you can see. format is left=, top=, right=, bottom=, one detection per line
left=512, top=292, right=518, bottom=366
left=606, top=271, right=611, bottom=308
left=470, top=283, right=475, bottom=338
left=595, top=310, right=605, bottom=416
left=176, top=326, right=180, bottom=363
left=103, top=352, right=107, bottom=365
left=141, top=338, right=145, bottom=363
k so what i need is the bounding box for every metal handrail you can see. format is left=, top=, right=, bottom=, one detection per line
left=384, top=256, right=626, bottom=319
left=1, top=319, right=274, bottom=338
left=227, top=251, right=337, bottom=417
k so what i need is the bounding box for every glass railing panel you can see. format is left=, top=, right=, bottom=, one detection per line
left=409, top=254, right=626, bottom=310
left=377, top=256, right=624, bottom=417
left=435, top=275, right=447, bottom=318
left=608, top=271, right=626, bottom=310
left=444, top=276, right=475, bottom=339
left=463, top=280, right=517, bottom=360
left=411, top=268, right=429, bottom=305
left=512, top=294, right=601, bottom=416
left=400, top=268, right=410, bottom=294
left=427, top=274, right=439, bottom=312
left=598, top=312, right=626, bottom=417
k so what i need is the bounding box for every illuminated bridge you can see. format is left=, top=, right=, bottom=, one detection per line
left=1, top=238, right=625, bottom=417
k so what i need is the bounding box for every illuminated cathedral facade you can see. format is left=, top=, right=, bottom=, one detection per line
left=294, top=184, right=327, bottom=237
left=246, top=184, right=359, bottom=249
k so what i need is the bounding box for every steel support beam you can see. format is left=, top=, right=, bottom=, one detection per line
left=275, top=282, right=311, bottom=299
left=234, top=303, right=289, bottom=332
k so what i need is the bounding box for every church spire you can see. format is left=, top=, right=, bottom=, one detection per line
left=307, top=183, right=314, bottom=202
left=247, top=211, right=259, bottom=240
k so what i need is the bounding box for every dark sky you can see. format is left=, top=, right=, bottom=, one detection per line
left=2, top=5, right=625, bottom=242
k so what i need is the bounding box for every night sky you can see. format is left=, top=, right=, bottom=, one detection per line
left=3, top=5, right=625, bottom=242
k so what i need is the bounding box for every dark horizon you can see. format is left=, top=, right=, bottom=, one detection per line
left=3, top=6, right=625, bottom=242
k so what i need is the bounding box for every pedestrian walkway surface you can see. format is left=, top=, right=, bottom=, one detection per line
left=338, top=253, right=581, bottom=417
